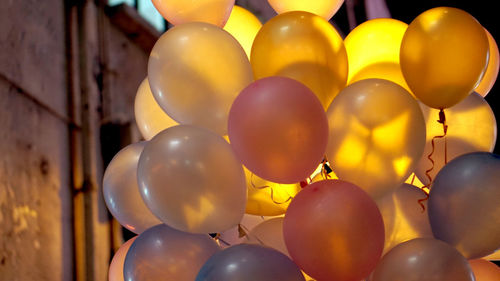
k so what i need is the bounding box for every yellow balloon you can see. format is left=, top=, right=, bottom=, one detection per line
left=148, top=22, right=253, bottom=135
left=326, top=79, right=426, bottom=199
left=152, top=0, right=234, bottom=27
left=400, top=7, right=489, bottom=109
left=244, top=166, right=301, bottom=216
left=134, top=78, right=178, bottom=140
left=415, top=92, right=497, bottom=186
left=475, top=29, right=499, bottom=97
left=268, top=0, right=345, bottom=20
left=251, top=11, right=348, bottom=109
left=345, top=18, right=411, bottom=94
left=223, top=5, right=262, bottom=59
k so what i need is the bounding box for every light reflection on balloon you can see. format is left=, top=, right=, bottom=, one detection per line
left=415, top=92, right=497, bottom=185
left=475, top=29, right=500, bottom=97
left=223, top=5, right=262, bottom=59
left=345, top=18, right=411, bottom=93
left=134, top=78, right=178, bottom=140
left=326, top=79, right=426, bottom=199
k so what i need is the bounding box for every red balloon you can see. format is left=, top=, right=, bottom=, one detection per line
left=283, top=179, right=385, bottom=281
left=228, top=76, right=328, bottom=184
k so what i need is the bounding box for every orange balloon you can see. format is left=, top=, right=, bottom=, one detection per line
left=475, top=29, right=499, bottom=97
left=109, top=237, right=137, bottom=281
left=469, top=259, right=500, bottom=281
left=251, top=11, right=347, bottom=109
left=152, top=0, right=234, bottom=27
left=400, top=7, right=489, bottom=109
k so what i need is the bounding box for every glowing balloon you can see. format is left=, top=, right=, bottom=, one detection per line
left=429, top=152, right=500, bottom=258
left=469, top=259, right=500, bottom=281
left=268, top=0, right=344, bottom=20
left=400, top=7, right=489, bottom=109
left=152, top=0, right=234, bottom=27
left=134, top=78, right=178, bottom=140
left=244, top=167, right=301, bottom=216
left=376, top=183, right=433, bottom=254
left=148, top=22, right=253, bottom=135
left=247, top=217, right=289, bottom=257
left=103, top=142, right=161, bottom=234
left=485, top=250, right=500, bottom=261
left=283, top=180, right=385, bottom=281
left=345, top=18, right=411, bottom=93
left=415, top=92, right=497, bottom=185
left=124, top=224, right=220, bottom=281
left=228, top=77, right=328, bottom=184
left=137, top=125, right=247, bottom=234
left=475, top=29, right=499, bottom=97
left=223, top=5, right=262, bottom=59
left=372, top=238, right=475, bottom=281
left=326, top=79, right=426, bottom=199
left=251, top=11, right=348, bottom=109
left=195, top=244, right=305, bottom=281
left=109, top=237, right=136, bottom=281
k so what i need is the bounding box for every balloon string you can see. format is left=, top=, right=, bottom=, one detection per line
left=212, top=233, right=231, bottom=247
left=419, top=109, right=448, bottom=211
left=250, top=173, right=293, bottom=205
left=410, top=173, right=416, bottom=185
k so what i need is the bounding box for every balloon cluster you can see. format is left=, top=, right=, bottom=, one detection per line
left=104, top=1, right=500, bottom=280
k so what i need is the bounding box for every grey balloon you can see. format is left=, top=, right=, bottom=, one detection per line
left=123, top=224, right=220, bottom=281
left=429, top=152, right=500, bottom=258
left=195, top=244, right=306, bottom=281
left=372, top=238, right=474, bottom=281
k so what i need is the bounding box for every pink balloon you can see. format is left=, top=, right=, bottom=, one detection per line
left=228, top=76, right=328, bottom=184
left=469, top=259, right=500, bottom=281
left=283, top=179, right=385, bottom=281
left=108, top=237, right=137, bottom=281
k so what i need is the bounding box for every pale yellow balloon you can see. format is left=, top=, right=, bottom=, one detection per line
left=415, top=92, right=497, bottom=185
left=475, top=29, right=499, bottom=97
left=223, top=5, right=262, bottom=59
left=247, top=217, right=290, bottom=257
left=268, top=0, right=345, bottom=20
left=148, top=22, right=253, bottom=135
left=251, top=11, right=347, bottom=109
left=152, top=0, right=234, bottom=27
left=345, top=18, right=411, bottom=94
left=400, top=7, right=489, bottom=109
left=244, top=167, right=301, bottom=216
left=134, top=78, right=178, bottom=140
left=326, top=79, right=426, bottom=199
left=376, top=184, right=433, bottom=255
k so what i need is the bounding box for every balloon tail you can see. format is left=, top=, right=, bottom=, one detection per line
left=321, top=157, right=333, bottom=180
left=250, top=173, right=293, bottom=205
left=419, top=109, right=448, bottom=211
left=212, top=233, right=231, bottom=247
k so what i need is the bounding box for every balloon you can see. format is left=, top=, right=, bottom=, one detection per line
left=376, top=183, right=433, bottom=254
left=372, top=238, right=475, bottom=281
left=247, top=217, right=289, bottom=257
left=469, top=259, right=500, bottom=281
left=195, top=244, right=305, bottom=281
left=134, top=78, right=178, bottom=140
left=124, top=224, right=220, bottom=281
left=400, top=7, right=489, bottom=109
left=148, top=22, right=253, bottom=135
left=415, top=92, right=497, bottom=185
left=228, top=76, right=328, bottom=184
left=283, top=180, right=385, bottom=281
left=223, top=5, right=262, bottom=59
left=345, top=18, right=411, bottom=93
left=484, top=250, right=500, bottom=261
left=267, top=0, right=345, bottom=20
left=326, top=79, right=426, bottom=199
left=218, top=214, right=268, bottom=247
left=108, top=237, right=136, bottom=281
left=429, top=152, right=500, bottom=258
left=103, top=142, right=161, bottom=234
left=244, top=167, right=301, bottom=216
left=151, top=0, right=234, bottom=27
left=475, top=29, right=500, bottom=97
left=137, top=125, right=247, bottom=234
left=251, top=11, right=347, bottom=109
